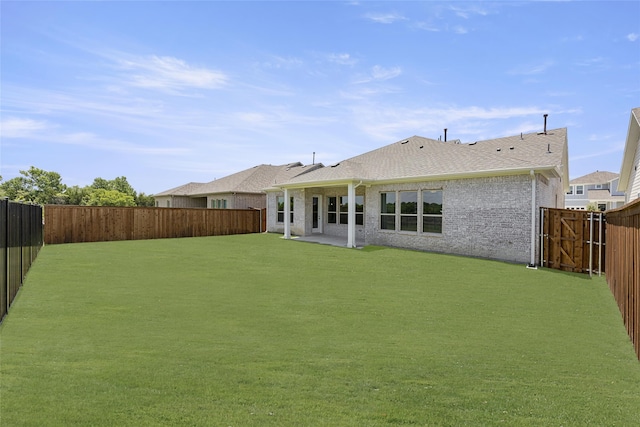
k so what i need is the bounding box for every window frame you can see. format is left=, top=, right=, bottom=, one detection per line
left=380, top=192, right=396, bottom=230
left=276, top=196, right=294, bottom=223
left=327, top=196, right=337, bottom=224
left=422, top=189, right=443, bottom=234
left=399, top=191, right=418, bottom=232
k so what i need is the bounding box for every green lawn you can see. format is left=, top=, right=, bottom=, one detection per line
left=1, top=233, right=638, bottom=426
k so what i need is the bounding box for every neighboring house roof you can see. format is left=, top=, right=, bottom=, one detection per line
left=278, top=128, right=568, bottom=188
left=587, top=189, right=625, bottom=202
left=570, top=171, right=619, bottom=185
left=155, top=163, right=323, bottom=197
left=153, top=182, right=206, bottom=197
left=618, top=107, right=640, bottom=192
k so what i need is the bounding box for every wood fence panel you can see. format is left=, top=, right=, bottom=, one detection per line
left=605, top=198, right=640, bottom=360
left=541, top=208, right=605, bottom=274
left=44, top=206, right=261, bottom=245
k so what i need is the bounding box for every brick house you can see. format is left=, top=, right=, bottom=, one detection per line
left=266, top=128, right=569, bottom=265
left=154, top=162, right=321, bottom=209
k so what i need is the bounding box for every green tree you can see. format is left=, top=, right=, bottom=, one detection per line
left=91, top=176, right=136, bottom=197
left=65, top=185, right=92, bottom=205
left=0, top=167, right=66, bottom=204
left=136, top=192, right=156, bottom=207
left=82, top=189, right=136, bottom=206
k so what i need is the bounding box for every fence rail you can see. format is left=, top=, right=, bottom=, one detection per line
left=44, top=205, right=264, bottom=245
left=1, top=199, right=43, bottom=322
left=605, top=198, right=640, bottom=360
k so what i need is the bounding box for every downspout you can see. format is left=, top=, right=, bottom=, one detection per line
left=529, top=170, right=537, bottom=268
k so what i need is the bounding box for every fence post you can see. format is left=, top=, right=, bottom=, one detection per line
left=2, top=198, right=8, bottom=316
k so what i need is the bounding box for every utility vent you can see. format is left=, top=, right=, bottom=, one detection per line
left=331, top=163, right=341, bottom=168
left=401, top=140, right=409, bottom=144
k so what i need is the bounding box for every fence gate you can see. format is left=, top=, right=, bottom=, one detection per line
left=540, top=208, right=605, bottom=275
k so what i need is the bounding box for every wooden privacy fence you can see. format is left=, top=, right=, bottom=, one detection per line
left=605, top=198, right=640, bottom=360
left=44, top=205, right=264, bottom=245
left=1, top=199, right=43, bottom=322
left=540, top=208, right=605, bottom=275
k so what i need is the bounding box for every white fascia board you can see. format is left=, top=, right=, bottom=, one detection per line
left=369, top=166, right=562, bottom=186
left=272, top=166, right=562, bottom=189
left=276, top=178, right=370, bottom=190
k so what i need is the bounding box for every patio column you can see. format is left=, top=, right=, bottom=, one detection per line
left=347, top=182, right=356, bottom=248
left=284, top=188, right=291, bottom=239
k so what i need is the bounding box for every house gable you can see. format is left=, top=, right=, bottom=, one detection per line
left=618, top=107, right=640, bottom=202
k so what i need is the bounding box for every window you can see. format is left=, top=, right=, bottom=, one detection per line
left=380, top=192, right=396, bottom=230
left=400, top=191, right=418, bottom=231
left=339, top=196, right=349, bottom=224
left=327, top=197, right=337, bottom=224
left=422, top=190, right=443, bottom=234
left=277, top=196, right=294, bottom=223
left=355, top=195, right=364, bottom=225
left=166, top=200, right=171, bottom=207
left=576, top=185, right=584, bottom=195
left=567, top=186, right=574, bottom=195
left=336, top=195, right=365, bottom=225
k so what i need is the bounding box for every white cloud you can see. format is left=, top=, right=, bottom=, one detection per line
left=118, top=55, right=228, bottom=92
left=627, top=33, right=639, bottom=42
left=371, top=65, right=401, bottom=81
left=0, top=117, right=49, bottom=138
left=508, top=60, right=555, bottom=75
left=260, top=55, right=304, bottom=70
left=452, top=25, right=468, bottom=35
left=449, top=5, right=489, bottom=19
left=327, top=53, right=357, bottom=66
left=364, top=12, right=406, bottom=24
left=354, top=65, right=402, bottom=84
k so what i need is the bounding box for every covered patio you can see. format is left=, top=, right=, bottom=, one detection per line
left=290, top=233, right=365, bottom=249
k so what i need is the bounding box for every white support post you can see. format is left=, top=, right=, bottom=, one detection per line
left=529, top=171, right=536, bottom=267
left=347, top=182, right=356, bottom=248
left=284, top=188, right=291, bottom=239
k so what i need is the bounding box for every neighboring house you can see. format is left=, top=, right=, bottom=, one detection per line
left=618, top=107, right=640, bottom=203
left=266, top=127, right=569, bottom=265
left=154, top=162, right=321, bottom=209
left=564, top=171, right=625, bottom=211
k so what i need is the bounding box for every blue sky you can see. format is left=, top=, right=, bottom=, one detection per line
left=1, top=1, right=639, bottom=195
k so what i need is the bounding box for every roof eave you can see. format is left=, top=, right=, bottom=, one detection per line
left=269, top=166, right=563, bottom=189
left=618, top=109, right=640, bottom=191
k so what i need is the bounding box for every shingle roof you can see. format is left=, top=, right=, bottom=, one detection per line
left=155, top=163, right=323, bottom=197
left=587, top=189, right=625, bottom=201
left=153, top=182, right=205, bottom=197
left=281, top=128, right=568, bottom=187
left=570, top=171, right=619, bottom=185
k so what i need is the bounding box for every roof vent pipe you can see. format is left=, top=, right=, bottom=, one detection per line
left=444, top=128, right=448, bottom=142
left=543, top=114, right=548, bottom=135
